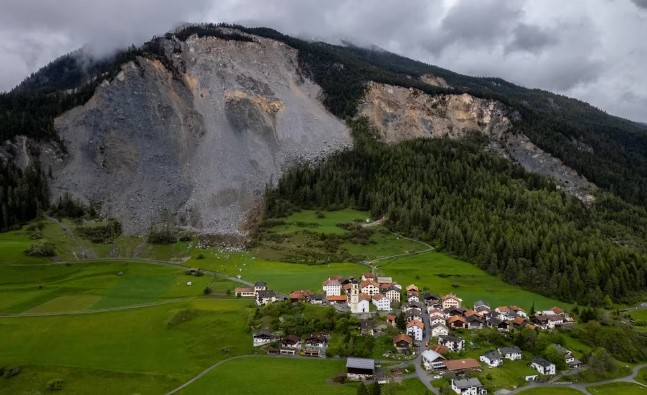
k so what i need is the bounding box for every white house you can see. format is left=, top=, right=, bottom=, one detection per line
left=256, top=290, right=278, bottom=306
left=372, top=294, right=391, bottom=311
left=356, top=293, right=371, bottom=313
left=405, top=309, right=423, bottom=322
left=531, top=357, right=556, bottom=375
left=234, top=287, right=256, bottom=297
left=360, top=280, right=380, bottom=296
left=438, top=335, right=465, bottom=352
left=498, top=346, right=523, bottom=360
left=441, top=293, right=463, bottom=309
left=322, top=279, right=342, bottom=296
left=430, top=323, right=450, bottom=338
left=407, top=294, right=420, bottom=303
left=451, top=378, right=487, bottom=395
left=406, top=320, right=424, bottom=341
left=254, top=281, right=267, bottom=293
left=404, top=301, right=422, bottom=312
left=480, top=351, right=503, bottom=367
left=422, top=350, right=446, bottom=370
left=384, top=288, right=401, bottom=303
left=430, top=316, right=447, bottom=326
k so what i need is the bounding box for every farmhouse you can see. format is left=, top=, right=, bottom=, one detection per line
left=372, top=294, right=391, bottom=311
left=404, top=301, right=422, bottom=312
left=234, top=287, right=256, bottom=297
left=322, top=279, right=342, bottom=296
left=480, top=350, right=503, bottom=367
left=487, top=317, right=510, bottom=331
left=438, top=335, right=465, bottom=352
left=310, top=294, right=324, bottom=305
left=406, top=284, right=419, bottom=292
left=393, top=333, right=413, bottom=352
left=443, top=358, right=481, bottom=374
left=253, top=330, right=277, bottom=346
left=466, top=315, right=484, bottom=330
left=531, top=357, right=556, bottom=375
left=424, top=293, right=441, bottom=306
left=498, top=346, right=522, bottom=360
left=430, top=323, right=449, bottom=337
left=254, top=281, right=267, bottom=293
left=377, top=276, right=393, bottom=286
left=405, top=308, right=423, bottom=322
left=422, top=350, right=446, bottom=370
left=474, top=300, right=490, bottom=311
left=448, top=315, right=466, bottom=329
left=289, top=290, right=312, bottom=302
left=451, top=377, right=487, bottom=395
left=281, top=335, right=301, bottom=349
left=442, top=294, right=463, bottom=309
left=406, top=320, right=424, bottom=341
left=346, top=357, right=375, bottom=380
left=256, top=290, right=281, bottom=306
left=304, top=333, right=328, bottom=348
left=360, top=280, right=380, bottom=295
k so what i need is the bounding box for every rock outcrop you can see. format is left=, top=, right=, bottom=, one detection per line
left=47, top=33, right=350, bottom=235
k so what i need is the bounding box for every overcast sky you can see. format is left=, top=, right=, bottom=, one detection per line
left=1, top=0, right=646, bottom=122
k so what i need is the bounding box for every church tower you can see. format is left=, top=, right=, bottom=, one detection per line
left=350, top=282, right=359, bottom=313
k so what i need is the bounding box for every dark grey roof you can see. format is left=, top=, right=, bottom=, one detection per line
left=488, top=317, right=504, bottom=326
left=474, top=300, right=490, bottom=308
left=254, top=281, right=267, bottom=287
left=257, top=290, right=276, bottom=298
left=253, top=329, right=273, bottom=337
left=453, top=378, right=483, bottom=389
left=439, top=335, right=463, bottom=343
left=360, top=319, right=375, bottom=330
left=552, top=344, right=571, bottom=355
left=311, top=294, right=324, bottom=300
left=499, top=346, right=522, bottom=355
left=346, top=357, right=375, bottom=370
left=405, top=309, right=423, bottom=316
left=532, top=357, right=554, bottom=367
left=483, top=350, right=502, bottom=360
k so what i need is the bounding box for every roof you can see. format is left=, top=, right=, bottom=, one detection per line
left=323, top=279, right=341, bottom=286
left=448, top=316, right=466, bottom=324
left=406, top=320, right=424, bottom=329
left=474, top=300, right=490, bottom=308
left=431, top=323, right=448, bottom=330
left=235, top=287, right=254, bottom=293
left=442, top=293, right=462, bottom=301
left=362, top=272, right=374, bottom=278
left=552, top=344, right=571, bottom=355
left=444, top=358, right=480, bottom=371
left=346, top=357, right=375, bottom=370
left=393, top=334, right=413, bottom=345
left=405, top=309, right=422, bottom=316
left=360, top=280, right=379, bottom=289
left=496, top=306, right=510, bottom=312
left=406, top=284, right=419, bottom=291
left=254, top=281, right=267, bottom=287
left=439, top=335, right=463, bottom=343
left=360, top=319, right=375, bottom=330
left=386, top=314, right=396, bottom=321
left=532, top=357, right=554, bottom=367
left=253, top=329, right=273, bottom=337
left=311, top=294, right=324, bottom=300
left=359, top=293, right=372, bottom=301
left=376, top=276, right=392, bottom=283
left=430, top=344, right=449, bottom=354
left=453, top=378, right=483, bottom=389
left=282, top=334, right=300, bottom=343
left=551, top=306, right=563, bottom=314
left=499, top=346, right=522, bottom=355
left=257, top=290, right=276, bottom=298
left=482, top=350, right=502, bottom=360
left=326, top=295, right=347, bottom=302
left=422, top=350, right=445, bottom=362
left=373, top=294, right=384, bottom=301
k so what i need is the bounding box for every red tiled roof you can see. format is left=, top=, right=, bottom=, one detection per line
left=430, top=344, right=449, bottom=354
left=326, top=295, right=347, bottom=302
left=443, top=358, right=480, bottom=371
left=393, top=334, right=413, bottom=345
left=407, top=320, right=424, bottom=329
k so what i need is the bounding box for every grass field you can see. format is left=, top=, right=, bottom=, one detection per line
left=517, top=388, right=583, bottom=395
left=637, top=367, right=647, bottom=385
left=587, top=382, right=647, bottom=395
left=378, top=251, right=567, bottom=310
left=272, top=209, right=372, bottom=235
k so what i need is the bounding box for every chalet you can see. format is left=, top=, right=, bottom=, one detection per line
left=531, top=357, right=556, bottom=375
left=404, top=301, right=422, bottom=312
left=346, top=358, right=375, bottom=380
left=304, top=334, right=328, bottom=348
left=360, top=280, right=380, bottom=296
left=372, top=294, right=391, bottom=311
left=487, top=317, right=511, bottom=331
left=405, top=309, right=423, bottom=322
left=464, top=309, right=477, bottom=317
left=322, top=279, right=342, bottom=296
left=498, top=346, right=522, bottom=360
left=406, top=320, right=424, bottom=341
left=442, top=294, right=463, bottom=309
left=443, top=358, right=481, bottom=374
left=253, top=330, right=277, bottom=346
left=256, top=290, right=279, bottom=306
left=446, top=306, right=467, bottom=317
left=254, top=281, right=267, bottom=293
left=360, top=319, right=375, bottom=336
left=423, top=293, right=441, bottom=307
left=289, top=290, right=312, bottom=302
left=310, top=294, right=324, bottom=305
left=430, top=316, right=447, bottom=326
left=512, top=316, right=530, bottom=328
left=480, top=350, right=503, bottom=367
left=494, top=306, right=509, bottom=320
left=407, top=293, right=420, bottom=303
left=393, top=333, right=413, bottom=351
left=534, top=314, right=564, bottom=329
left=326, top=295, right=348, bottom=304
left=428, top=308, right=446, bottom=319
left=438, top=335, right=465, bottom=352
left=406, top=284, right=419, bottom=292
left=473, top=300, right=490, bottom=311
left=422, top=350, right=446, bottom=370
left=281, top=335, right=301, bottom=349
left=384, top=288, right=401, bottom=303
left=466, top=315, right=484, bottom=330
left=509, top=306, right=528, bottom=318
left=386, top=314, right=397, bottom=327
left=234, top=287, right=256, bottom=297
left=430, top=323, right=449, bottom=337
left=451, top=377, right=487, bottom=395
left=361, top=272, right=374, bottom=281
left=553, top=344, right=583, bottom=369
left=448, top=315, right=466, bottom=329
left=430, top=344, right=450, bottom=355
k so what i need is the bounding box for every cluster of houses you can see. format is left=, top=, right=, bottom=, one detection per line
left=235, top=281, right=291, bottom=306
left=252, top=330, right=329, bottom=358
left=322, top=273, right=401, bottom=313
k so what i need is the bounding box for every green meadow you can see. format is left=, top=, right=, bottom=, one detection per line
left=587, top=382, right=647, bottom=395
left=517, top=388, right=583, bottom=395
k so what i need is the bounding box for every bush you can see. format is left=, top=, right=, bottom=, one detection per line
left=76, top=220, right=122, bottom=243
left=203, top=287, right=212, bottom=295
left=4, top=367, right=21, bottom=378
left=148, top=228, right=177, bottom=244
left=196, top=253, right=205, bottom=260
left=24, top=242, right=56, bottom=257
left=165, top=308, right=196, bottom=328
left=46, top=378, right=63, bottom=391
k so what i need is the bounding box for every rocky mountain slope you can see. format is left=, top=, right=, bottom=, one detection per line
left=44, top=33, right=350, bottom=235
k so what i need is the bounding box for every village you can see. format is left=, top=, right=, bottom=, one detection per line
left=236, top=272, right=581, bottom=394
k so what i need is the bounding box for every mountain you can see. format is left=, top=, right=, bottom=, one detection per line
left=0, top=23, right=646, bottom=234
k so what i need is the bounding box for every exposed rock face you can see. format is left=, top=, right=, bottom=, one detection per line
left=359, top=82, right=595, bottom=200
left=49, top=34, right=350, bottom=235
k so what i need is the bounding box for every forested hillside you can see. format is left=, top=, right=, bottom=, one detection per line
left=265, top=119, right=647, bottom=305
left=0, top=159, right=49, bottom=231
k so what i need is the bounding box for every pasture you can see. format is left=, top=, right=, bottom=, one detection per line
left=587, top=382, right=647, bottom=395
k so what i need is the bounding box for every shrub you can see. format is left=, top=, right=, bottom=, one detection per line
left=148, top=228, right=177, bottom=244
left=4, top=367, right=21, bottom=378
left=25, top=242, right=56, bottom=257
left=76, top=220, right=122, bottom=243
left=165, top=308, right=196, bottom=328
left=203, top=287, right=212, bottom=295
left=46, top=378, right=64, bottom=391
left=196, top=253, right=205, bottom=260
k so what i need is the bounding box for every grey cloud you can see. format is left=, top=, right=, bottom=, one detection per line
left=631, top=0, right=647, bottom=9
left=506, top=23, right=558, bottom=54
